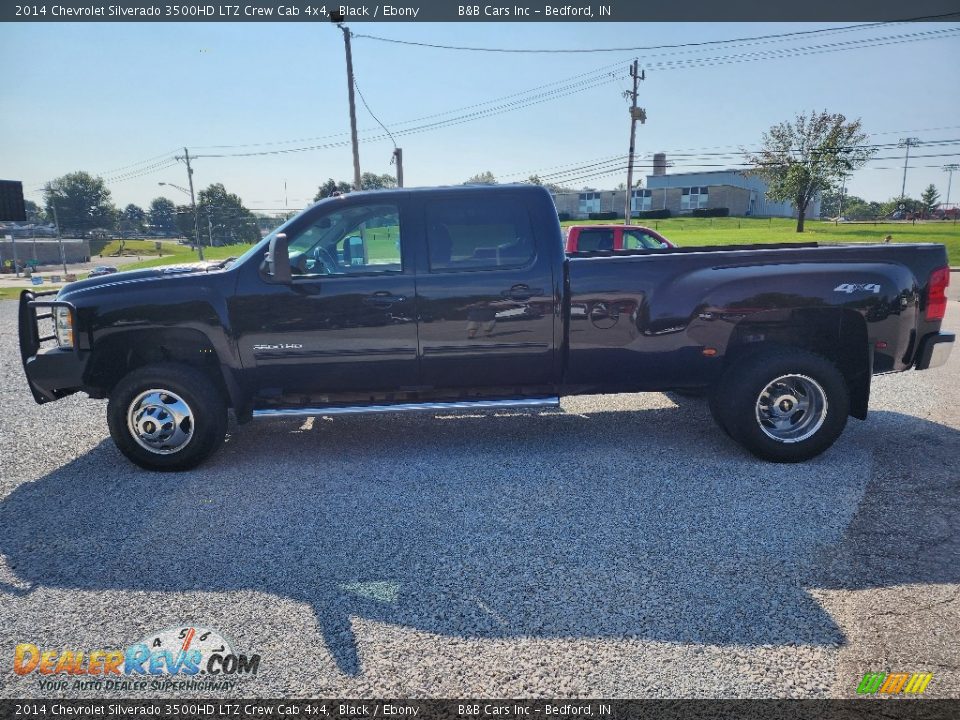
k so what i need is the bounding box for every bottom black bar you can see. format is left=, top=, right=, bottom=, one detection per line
left=1, top=700, right=959, bottom=720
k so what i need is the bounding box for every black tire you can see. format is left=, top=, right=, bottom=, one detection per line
left=713, top=348, right=849, bottom=463
left=107, top=363, right=227, bottom=471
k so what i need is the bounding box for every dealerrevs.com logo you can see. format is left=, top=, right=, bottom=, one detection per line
left=856, top=672, right=934, bottom=695
left=14, top=626, right=261, bottom=692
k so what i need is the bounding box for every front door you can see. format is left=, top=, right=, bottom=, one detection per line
left=233, top=199, right=419, bottom=403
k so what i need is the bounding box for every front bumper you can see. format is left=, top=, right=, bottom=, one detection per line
left=18, top=289, right=88, bottom=403
left=914, top=331, right=955, bottom=370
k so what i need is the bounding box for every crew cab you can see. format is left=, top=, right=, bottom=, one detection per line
left=564, top=224, right=674, bottom=253
left=19, top=185, right=953, bottom=470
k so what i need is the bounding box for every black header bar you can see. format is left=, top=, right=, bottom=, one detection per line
left=4, top=1, right=960, bottom=23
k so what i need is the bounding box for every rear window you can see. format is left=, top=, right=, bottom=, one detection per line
left=575, top=229, right=615, bottom=252
left=426, top=196, right=535, bottom=272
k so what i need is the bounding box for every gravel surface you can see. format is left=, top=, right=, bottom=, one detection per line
left=1, top=296, right=957, bottom=699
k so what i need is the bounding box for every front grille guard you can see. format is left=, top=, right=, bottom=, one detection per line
left=18, top=289, right=79, bottom=369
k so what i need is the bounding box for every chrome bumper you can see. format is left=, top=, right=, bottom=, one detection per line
left=915, top=331, right=955, bottom=370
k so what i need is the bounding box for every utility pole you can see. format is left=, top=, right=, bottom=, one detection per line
left=336, top=22, right=363, bottom=191
left=944, top=164, right=959, bottom=210
left=51, top=203, right=67, bottom=276
left=623, top=60, right=646, bottom=225
left=836, top=173, right=847, bottom=224
left=178, top=147, right=204, bottom=261
left=898, top=137, right=920, bottom=201
left=393, top=147, right=404, bottom=188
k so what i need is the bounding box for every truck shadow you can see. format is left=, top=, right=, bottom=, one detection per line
left=0, top=404, right=956, bottom=676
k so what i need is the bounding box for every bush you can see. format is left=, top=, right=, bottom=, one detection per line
left=588, top=211, right=620, bottom=220
left=634, top=209, right=671, bottom=220
left=691, top=207, right=730, bottom=217
left=557, top=212, right=571, bottom=221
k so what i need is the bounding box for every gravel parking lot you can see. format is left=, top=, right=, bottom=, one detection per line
left=1, top=296, right=957, bottom=699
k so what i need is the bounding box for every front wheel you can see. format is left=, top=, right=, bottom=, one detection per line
left=107, top=363, right=226, bottom=471
left=712, top=349, right=850, bottom=463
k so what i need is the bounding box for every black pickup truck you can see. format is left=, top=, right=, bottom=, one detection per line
left=19, top=185, right=954, bottom=470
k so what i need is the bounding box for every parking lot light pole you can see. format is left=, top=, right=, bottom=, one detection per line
left=159, top=180, right=204, bottom=261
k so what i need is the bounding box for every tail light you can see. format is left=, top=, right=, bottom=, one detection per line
left=925, top=266, right=949, bottom=322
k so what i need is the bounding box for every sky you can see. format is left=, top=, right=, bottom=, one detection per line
left=2, top=20, right=959, bottom=214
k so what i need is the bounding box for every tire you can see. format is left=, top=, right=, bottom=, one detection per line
left=713, top=348, right=849, bottom=463
left=107, top=363, right=227, bottom=471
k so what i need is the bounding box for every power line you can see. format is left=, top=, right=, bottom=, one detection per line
left=189, top=26, right=959, bottom=160
left=352, top=12, right=960, bottom=53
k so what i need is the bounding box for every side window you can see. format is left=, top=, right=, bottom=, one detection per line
left=426, top=197, right=535, bottom=272
left=287, top=203, right=402, bottom=276
left=624, top=229, right=667, bottom=250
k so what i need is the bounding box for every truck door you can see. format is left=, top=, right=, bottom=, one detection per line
left=232, top=198, right=419, bottom=400
left=413, top=192, right=558, bottom=394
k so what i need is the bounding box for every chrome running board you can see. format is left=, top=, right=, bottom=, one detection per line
left=252, top=396, right=560, bottom=419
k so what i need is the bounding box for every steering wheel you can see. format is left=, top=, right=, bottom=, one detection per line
left=312, top=246, right=339, bottom=275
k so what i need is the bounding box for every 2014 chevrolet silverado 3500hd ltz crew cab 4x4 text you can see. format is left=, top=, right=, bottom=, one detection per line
left=19, top=185, right=954, bottom=470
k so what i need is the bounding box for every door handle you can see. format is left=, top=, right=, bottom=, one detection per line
left=504, top=284, right=533, bottom=301
left=363, top=291, right=406, bottom=308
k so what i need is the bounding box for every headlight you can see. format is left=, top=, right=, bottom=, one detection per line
left=53, top=306, right=74, bottom=348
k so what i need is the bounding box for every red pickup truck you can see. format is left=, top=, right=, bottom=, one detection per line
left=564, top=224, right=674, bottom=253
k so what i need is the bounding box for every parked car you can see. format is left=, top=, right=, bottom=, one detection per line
left=86, top=266, right=118, bottom=278
left=19, top=185, right=953, bottom=470
left=564, top=224, right=674, bottom=253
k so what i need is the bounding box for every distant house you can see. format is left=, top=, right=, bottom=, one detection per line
left=644, top=168, right=820, bottom=219
left=548, top=156, right=820, bottom=220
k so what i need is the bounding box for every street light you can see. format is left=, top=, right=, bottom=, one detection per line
left=159, top=181, right=203, bottom=260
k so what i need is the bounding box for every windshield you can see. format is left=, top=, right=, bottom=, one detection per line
left=226, top=211, right=305, bottom=269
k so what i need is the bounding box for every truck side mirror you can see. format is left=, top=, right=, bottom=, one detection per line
left=265, top=233, right=291, bottom=283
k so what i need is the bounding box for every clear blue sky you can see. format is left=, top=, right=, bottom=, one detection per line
left=2, top=20, right=959, bottom=213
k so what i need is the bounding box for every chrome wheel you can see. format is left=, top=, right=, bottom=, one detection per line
left=754, top=374, right=827, bottom=444
left=126, top=389, right=194, bottom=455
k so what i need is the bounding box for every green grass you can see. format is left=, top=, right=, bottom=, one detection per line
left=562, top=217, right=960, bottom=263
left=119, top=243, right=252, bottom=270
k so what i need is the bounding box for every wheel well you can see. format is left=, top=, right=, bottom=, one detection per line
left=85, top=329, right=231, bottom=406
left=724, top=309, right=870, bottom=420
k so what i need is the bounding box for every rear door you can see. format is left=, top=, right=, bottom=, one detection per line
left=412, top=191, right=558, bottom=395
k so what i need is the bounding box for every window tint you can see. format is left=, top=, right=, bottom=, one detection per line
left=287, top=203, right=402, bottom=276
left=426, top=197, right=535, bottom=271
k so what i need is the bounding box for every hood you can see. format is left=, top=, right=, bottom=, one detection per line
left=57, top=263, right=226, bottom=300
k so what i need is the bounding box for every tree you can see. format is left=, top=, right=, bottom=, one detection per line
left=24, top=200, right=47, bottom=224
left=118, top=204, right=147, bottom=235
left=921, top=184, right=940, bottom=215
left=360, top=172, right=396, bottom=190
left=43, top=171, right=118, bottom=235
left=148, top=197, right=178, bottom=234
left=745, top=111, right=875, bottom=232
left=197, top=184, right=259, bottom=245
left=314, top=178, right=353, bottom=201
left=313, top=173, right=396, bottom=202
left=465, top=171, right=497, bottom=185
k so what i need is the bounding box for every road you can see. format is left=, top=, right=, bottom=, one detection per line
left=0, top=296, right=957, bottom=699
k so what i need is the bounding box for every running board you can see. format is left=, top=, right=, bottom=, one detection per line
left=252, top=396, right=560, bottom=419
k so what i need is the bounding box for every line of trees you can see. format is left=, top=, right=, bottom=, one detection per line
left=819, top=183, right=945, bottom=221
left=36, top=171, right=259, bottom=244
